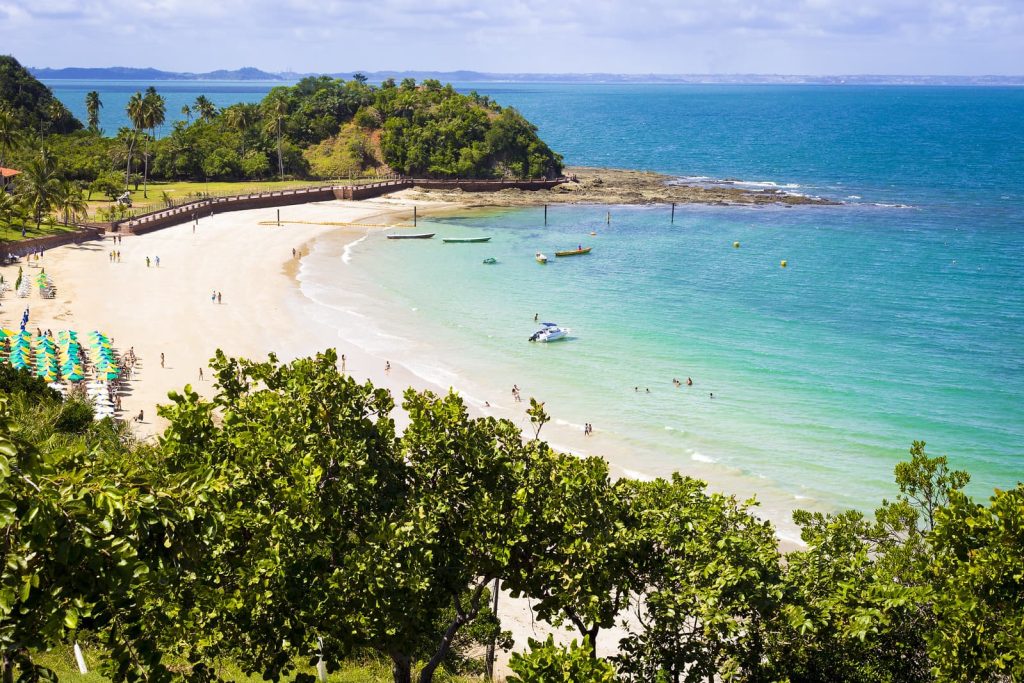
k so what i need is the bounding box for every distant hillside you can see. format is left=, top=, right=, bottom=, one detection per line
left=0, top=55, right=81, bottom=133
left=28, top=64, right=1024, bottom=85
left=29, top=66, right=284, bottom=81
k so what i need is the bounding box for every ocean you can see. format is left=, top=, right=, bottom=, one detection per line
left=46, top=80, right=1024, bottom=526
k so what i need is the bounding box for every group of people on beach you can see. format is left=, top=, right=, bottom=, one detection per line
left=511, top=384, right=522, bottom=402
left=145, top=256, right=160, bottom=267
left=210, top=290, right=222, bottom=304
left=108, top=250, right=122, bottom=262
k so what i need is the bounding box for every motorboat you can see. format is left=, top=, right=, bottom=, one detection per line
left=555, top=247, right=592, bottom=257
left=535, top=252, right=548, bottom=264
left=482, top=257, right=498, bottom=264
left=443, top=236, right=492, bottom=243
left=529, top=322, right=569, bottom=342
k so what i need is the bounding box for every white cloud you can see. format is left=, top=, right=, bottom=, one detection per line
left=1, top=0, right=1022, bottom=73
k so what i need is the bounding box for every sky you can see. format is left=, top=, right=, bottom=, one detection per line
left=2, top=0, right=1023, bottom=75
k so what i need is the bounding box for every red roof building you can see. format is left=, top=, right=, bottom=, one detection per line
left=0, top=167, right=20, bottom=178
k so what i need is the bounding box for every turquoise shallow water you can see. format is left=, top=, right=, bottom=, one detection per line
left=309, top=198, right=1023, bottom=516
left=48, top=80, right=1024, bottom=512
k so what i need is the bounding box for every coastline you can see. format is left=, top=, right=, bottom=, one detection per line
left=0, top=195, right=841, bottom=671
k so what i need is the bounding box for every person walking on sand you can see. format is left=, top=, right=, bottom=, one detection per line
left=217, top=291, right=222, bottom=304
left=155, top=255, right=160, bottom=267
left=212, top=290, right=216, bottom=303
left=341, top=354, right=346, bottom=372
left=160, top=352, right=165, bottom=368
left=146, top=256, right=150, bottom=268
left=199, top=367, right=204, bottom=381
left=385, top=360, right=391, bottom=374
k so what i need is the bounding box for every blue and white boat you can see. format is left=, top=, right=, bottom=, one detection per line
left=529, top=322, right=569, bottom=342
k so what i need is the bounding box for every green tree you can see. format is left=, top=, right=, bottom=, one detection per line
left=140, top=87, right=166, bottom=198
left=223, top=103, right=260, bottom=156
left=123, top=92, right=145, bottom=190
left=929, top=485, right=1024, bottom=682
left=52, top=179, right=87, bottom=225
left=15, top=149, right=60, bottom=234
left=192, top=95, right=217, bottom=122
left=84, top=91, right=102, bottom=133
left=616, top=475, right=782, bottom=683
left=0, top=108, right=22, bottom=192
left=262, top=94, right=288, bottom=180
left=506, top=454, right=636, bottom=651
left=0, top=388, right=197, bottom=683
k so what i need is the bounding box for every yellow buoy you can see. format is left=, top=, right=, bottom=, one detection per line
left=733, top=241, right=740, bottom=248
left=780, top=260, right=788, bottom=268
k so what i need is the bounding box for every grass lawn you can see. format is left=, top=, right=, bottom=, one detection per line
left=87, top=178, right=388, bottom=218
left=0, top=218, right=79, bottom=244
left=34, top=645, right=478, bottom=683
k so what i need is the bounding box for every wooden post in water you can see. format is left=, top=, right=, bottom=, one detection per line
left=544, top=204, right=548, bottom=226
left=414, top=206, right=418, bottom=227
left=606, top=210, right=611, bottom=225
left=277, top=209, right=280, bottom=227
left=671, top=202, right=675, bottom=223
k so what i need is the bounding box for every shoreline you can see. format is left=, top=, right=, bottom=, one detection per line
left=1, top=195, right=816, bottom=672
left=0, top=195, right=822, bottom=544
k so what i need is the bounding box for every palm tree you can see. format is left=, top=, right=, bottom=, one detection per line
left=224, top=103, right=259, bottom=156
left=85, top=91, right=103, bottom=133
left=53, top=179, right=88, bottom=225
left=16, top=149, right=59, bottom=235
left=0, top=107, right=23, bottom=192
left=0, top=190, right=18, bottom=235
left=141, top=87, right=166, bottom=198
left=193, top=95, right=218, bottom=122
left=262, top=95, right=288, bottom=181
left=181, top=104, right=192, bottom=123
left=124, top=91, right=145, bottom=190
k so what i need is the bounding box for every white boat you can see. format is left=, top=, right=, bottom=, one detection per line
left=529, top=322, right=569, bottom=342
left=535, top=252, right=548, bottom=264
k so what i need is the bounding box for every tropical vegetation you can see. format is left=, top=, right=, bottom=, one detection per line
left=0, top=55, right=562, bottom=235
left=1, top=351, right=1021, bottom=683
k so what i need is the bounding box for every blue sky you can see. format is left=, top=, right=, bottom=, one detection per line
left=2, top=0, right=1022, bottom=75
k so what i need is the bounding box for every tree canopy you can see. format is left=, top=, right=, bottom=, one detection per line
left=0, top=56, right=81, bottom=135
left=1, top=357, right=1021, bottom=683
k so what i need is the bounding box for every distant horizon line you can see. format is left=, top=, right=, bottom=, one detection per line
left=27, top=64, right=1024, bottom=85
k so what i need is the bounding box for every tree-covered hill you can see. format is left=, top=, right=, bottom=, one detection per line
left=0, top=55, right=81, bottom=134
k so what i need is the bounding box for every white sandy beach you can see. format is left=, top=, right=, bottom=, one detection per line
left=0, top=197, right=624, bottom=675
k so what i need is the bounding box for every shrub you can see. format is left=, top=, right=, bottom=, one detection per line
left=508, top=636, right=617, bottom=683
left=54, top=400, right=94, bottom=433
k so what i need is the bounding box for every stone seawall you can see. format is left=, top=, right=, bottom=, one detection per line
left=3, top=226, right=105, bottom=257
left=117, top=177, right=566, bottom=235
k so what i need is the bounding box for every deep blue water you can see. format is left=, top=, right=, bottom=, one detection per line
left=48, top=80, right=1024, bottom=512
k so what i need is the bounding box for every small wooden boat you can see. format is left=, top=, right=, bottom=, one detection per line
left=535, top=252, right=548, bottom=264
left=555, top=247, right=592, bottom=257
left=443, top=236, right=492, bottom=243
left=482, top=257, right=497, bottom=264
left=386, top=233, right=435, bottom=240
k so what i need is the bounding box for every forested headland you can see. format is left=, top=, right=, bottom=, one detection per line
left=1, top=352, right=1021, bottom=683
left=0, top=54, right=563, bottom=234
left=1, top=55, right=562, bottom=185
